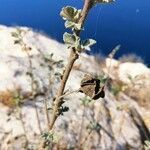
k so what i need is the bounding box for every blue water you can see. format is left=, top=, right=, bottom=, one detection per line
left=0, top=0, right=150, bottom=65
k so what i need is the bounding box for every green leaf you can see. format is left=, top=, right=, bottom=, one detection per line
left=60, top=6, right=81, bottom=23
left=81, top=39, right=96, bottom=51
left=42, top=131, right=55, bottom=146
left=63, top=32, right=76, bottom=45
left=60, top=6, right=82, bottom=30
left=65, top=21, right=82, bottom=30
left=65, top=21, right=74, bottom=28
left=74, top=23, right=82, bottom=30
left=63, top=32, right=82, bottom=51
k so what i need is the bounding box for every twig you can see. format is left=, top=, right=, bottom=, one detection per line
left=17, top=106, right=29, bottom=148
left=25, top=47, right=42, bottom=134
left=43, top=98, right=50, bottom=129
left=80, top=129, right=93, bottom=148
left=58, top=89, right=78, bottom=100
left=105, top=45, right=121, bottom=86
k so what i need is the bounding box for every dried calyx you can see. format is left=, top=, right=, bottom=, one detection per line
left=79, top=74, right=105, bottom=100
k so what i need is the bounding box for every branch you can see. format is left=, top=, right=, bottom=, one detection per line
left=49, top=0, right=94, bottom=130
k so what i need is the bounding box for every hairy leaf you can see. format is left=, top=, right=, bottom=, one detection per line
left=81, top=39, right=96, bottom=51
left=63, top=32, right=76, bottom=45
left=60, top=6, right=81, bottom=22
left=63, top=32, right=82, bottom=51
left=65, top=20, right=82, bottom=30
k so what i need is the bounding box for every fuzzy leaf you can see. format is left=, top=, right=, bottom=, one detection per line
left=65, top=21, right=75, bottom=28
left=63, top=32, right=76, bottom=45
left=81, top=39, right=96, bottom=51
left=65, top=21, right=82, bottom=30
left=60, top=6, right=81, bottom=23
left=74, top=23, right=82, bottom=30
left=63, top=32, right=82, bottom=51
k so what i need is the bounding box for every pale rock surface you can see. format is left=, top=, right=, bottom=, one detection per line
left=105, top=58, right=150, bottom=85
left=118, top=62, right=150, bottom=84
left=0, top=25, right=149, bottom=150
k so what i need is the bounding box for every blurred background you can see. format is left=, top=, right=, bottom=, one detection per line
left=0, top=1, right=150, bottom=149
left=0, top=0, right=150, bottom=65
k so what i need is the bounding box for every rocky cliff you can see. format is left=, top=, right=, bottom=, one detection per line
left=0, top=25, right=149, bottom=150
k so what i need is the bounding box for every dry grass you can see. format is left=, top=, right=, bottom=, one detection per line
left=108, top=79, right=127, bottom=98
left=124, top=85, right=150, bottom=108
left=0, top=88, right=26, bottom=107
left=0, top=89, right=19, bottom=107
left=108, top=76, right=150, bottom=108
left=94, top=52, right=149, bottom=108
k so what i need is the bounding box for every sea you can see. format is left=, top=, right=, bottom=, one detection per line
left=0, top=0, right=150, bottom=65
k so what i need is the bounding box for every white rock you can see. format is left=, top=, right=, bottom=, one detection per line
left=118, top=62, right=150, bottom=83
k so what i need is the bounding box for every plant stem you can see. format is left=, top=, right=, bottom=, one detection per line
left=49, top=49, right=78, bottom=129
left=80, top=129, right=93, bottom=148
left=17, top=106, right=29, bottom=148
left=26, top=49, right=42, bottom=134
left=43, top=98, right=50, bottom=129
left=49, top=0, right=94, bottom=130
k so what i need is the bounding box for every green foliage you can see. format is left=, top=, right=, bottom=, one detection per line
left=97, top=74, right=108, bottom=85
left=43, top=53, right=64, bottom=70
left=61, top=6, right=96, bottom=52
left=42, top=131, right=56, bottom=146
left=80, top=96, right=92, bottom=106
left=48, top=105, right=69, bottom=116
left=63, top=32, right=96, bottom=52
left=63, top=32, right=78, bottom=47
left=110, top=84, right=122, bottom=96
left=87, top=121, right=101, bottom=132
left=12, top=90, right=23, bottom=106
left=58, top=106, right=69, bottom=116
left=81, top=39, right=96, bottom=51
left=60, top=6, right=82, bottom=31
